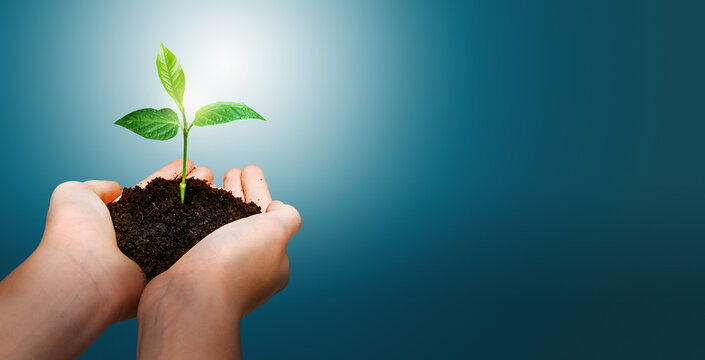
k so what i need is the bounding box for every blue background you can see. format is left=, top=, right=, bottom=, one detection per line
left=1, top=0, right=704, bottom=358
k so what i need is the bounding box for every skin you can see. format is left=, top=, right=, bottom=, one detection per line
left=0, top=159, right=300, bottom=360
left=136, top=165, right=300, bottom=359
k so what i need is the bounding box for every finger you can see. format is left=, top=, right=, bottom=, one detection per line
left=266, top=200, right=302, bottom=238
left=223, top=168, right=244, bottom=199
left=137, top=158, right=196, bottom=187
left=186, top=166, right=214, bottom=183
left=46, top=181, right=114, bottom=235
left=242, top=165, right=272, bottom=210
left=50, top=181, right=101, bottom=208
left=84, top=180, right=122, bottom=204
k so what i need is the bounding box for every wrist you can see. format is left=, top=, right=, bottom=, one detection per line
left=35, top=241, right=145, bottom=322
left=137, top=272, right=242, bottom=359
left=139, top=269, right=243, bottom=322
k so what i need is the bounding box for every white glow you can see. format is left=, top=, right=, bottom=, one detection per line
left=177, top=30, right=281, bottom=120
left=211, top=50, right=235, bottom=77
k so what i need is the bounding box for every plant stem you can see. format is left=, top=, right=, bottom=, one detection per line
left=180, top=108, right=189, bottom=203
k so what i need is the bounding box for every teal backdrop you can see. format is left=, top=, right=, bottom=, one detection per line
left=1, top=0, right=704, bottom=358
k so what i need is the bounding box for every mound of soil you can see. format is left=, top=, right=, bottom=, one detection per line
left=108, top=177, right=261, bottom=282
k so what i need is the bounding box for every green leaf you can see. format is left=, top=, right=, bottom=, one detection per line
left=156, top=44, right=186, bottom=111
left=114, top=108, right=180, bottom=140
left=193, top=102, right=266, bottom=127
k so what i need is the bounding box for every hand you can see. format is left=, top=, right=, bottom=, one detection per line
left=136, top=165, right=301, bottom=360
left=41, top=159, right=214, bottom=319
left=0, top=159, right=212, bottom=360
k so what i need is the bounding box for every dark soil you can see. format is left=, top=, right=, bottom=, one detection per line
left=108, top=177, right=261, bottom=282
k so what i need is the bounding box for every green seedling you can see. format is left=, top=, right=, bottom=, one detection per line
left=115, top=44, right=265, bottom=203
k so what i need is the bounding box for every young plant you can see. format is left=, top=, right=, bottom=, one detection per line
left=115, top=44, right=265, bottom=203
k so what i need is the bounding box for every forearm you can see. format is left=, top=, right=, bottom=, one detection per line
left=137, top=275, right=242, bottom=360
left=0, top=245, right=121, bottom=359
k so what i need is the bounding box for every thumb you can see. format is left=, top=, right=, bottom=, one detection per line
left=48, top=181, right=121, bottom=212
left=44, top=181, right=120, bottom=238
left=83, top=180, right=122, bottom=204
left=266, top=200, right=302, bottom=238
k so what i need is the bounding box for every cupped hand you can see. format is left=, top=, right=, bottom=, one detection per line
left=136, top=165, right=301, bottom=359
left=39, top=158, right=214, bottom=320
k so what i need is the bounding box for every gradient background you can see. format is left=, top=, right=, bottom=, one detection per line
left=1, top=0, right=704, bottom=358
